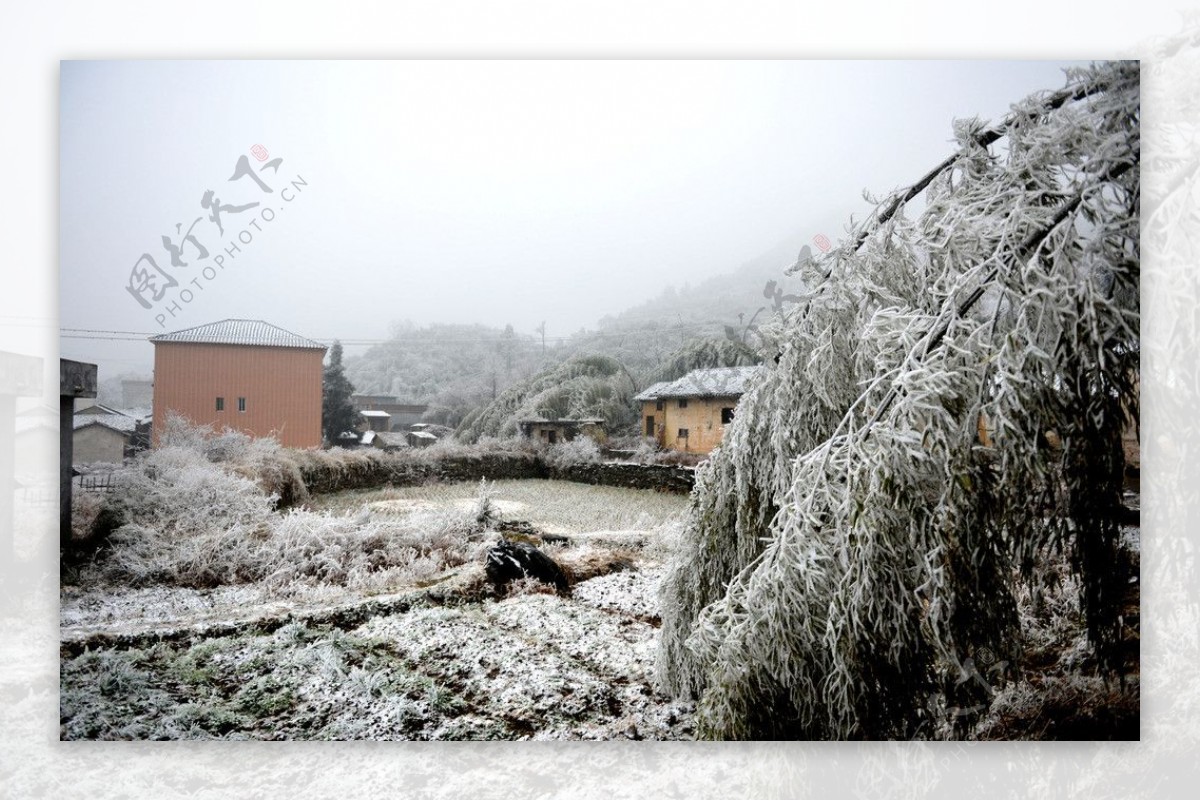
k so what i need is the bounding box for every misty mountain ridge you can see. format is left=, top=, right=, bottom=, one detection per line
left=594, top=229, right=810, bottom=336
left=337, top=228, right=812, bottom=428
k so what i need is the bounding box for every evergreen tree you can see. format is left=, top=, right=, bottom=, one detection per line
left=322, top=340, right=358, bottom=445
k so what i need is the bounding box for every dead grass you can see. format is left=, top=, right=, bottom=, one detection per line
left=310, top=479, right=687, bottom=536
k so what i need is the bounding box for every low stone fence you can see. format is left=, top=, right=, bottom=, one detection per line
left=293, top=451, right=545, bottom=498
left=551, top=462, right=695, bottom=494
left=293, top=450, right=695, bottom=502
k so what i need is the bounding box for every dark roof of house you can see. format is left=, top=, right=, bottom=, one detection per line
left=635, top=366, right=764, bottom=400
left=150, top=319, right=326, bottom=350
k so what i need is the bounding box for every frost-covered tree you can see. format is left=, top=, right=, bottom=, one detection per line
left=456, top=354, right=638, bottom=442
left=648, top=338, right=762, bottom=385
left=321, top=340, right=358, bottom=445
left=657, top=62, right=1140, bottom=739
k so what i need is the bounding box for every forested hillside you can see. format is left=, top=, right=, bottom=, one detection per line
left=343, top=232, right=805, bottom=429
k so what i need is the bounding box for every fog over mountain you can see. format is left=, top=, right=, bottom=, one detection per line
left=59, top=60, right=1087, bottom=398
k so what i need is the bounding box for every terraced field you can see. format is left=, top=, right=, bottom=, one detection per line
left=60, top=479, right=695, bottom=740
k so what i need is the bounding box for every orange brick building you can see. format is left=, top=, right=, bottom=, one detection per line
left=150, top=319, right=326, bottom=448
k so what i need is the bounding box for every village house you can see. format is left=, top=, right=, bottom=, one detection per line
left=72, top=406, right=151, bottom=465
left=635, top=366, right=764, bottom=454
left=351, top=394, right=429, bottom=432
left=517, top=417, right=605, bottom=445
left=360, top=409, right=392, bottom=432
left=150, top=319, right=326, bottom=449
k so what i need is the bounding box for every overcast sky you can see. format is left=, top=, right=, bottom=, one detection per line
left=59, top=59, right=1088, bottom=379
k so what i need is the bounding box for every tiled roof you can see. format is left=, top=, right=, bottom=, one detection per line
left=633, top=381, right=672, bottom=402
left=637, top=366, right=765, bottom=400
left=74, top=405, right=151, bottom=420
left=74, top=403, right=126, bottom=416
left=150, top=319, right=326, bottom=350
left=73, top=414, right=139, bottom=433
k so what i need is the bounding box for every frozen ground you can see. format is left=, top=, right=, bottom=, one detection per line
left=60, top=480, right=695, bottom=740
left=60, top=566, right=695, bottom=741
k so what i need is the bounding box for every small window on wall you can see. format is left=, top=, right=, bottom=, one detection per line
left=678, top=428, right=689, bottom=438
left=721, top=407, right=735, bottom=424
left=679, top=399, right=688, bottom=408
left=655, top=400, right=664, bottom=411
left=216, top=397, right=224, bottom=411
left=238, top=397, right=246, bottom=412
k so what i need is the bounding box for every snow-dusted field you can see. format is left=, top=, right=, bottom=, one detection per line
left=60, top=479, right=695, bottom=740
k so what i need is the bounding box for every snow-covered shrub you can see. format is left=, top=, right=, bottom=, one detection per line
left=629, top=437, right=660, bottom=463
left=155, top=412, right=309, bottom=503
left=83, top=418, right=500, bottom=591
left=469, top=479, right=500, bottom=530
left=92, top=495, right=495, bottom=592
left=250, top=505, right=493, bottom=591
left=658, top=62, right=1140, bottom=739
left=543, top=437, right=602, bottom=469
left=106, top=443, right=275, bottom=539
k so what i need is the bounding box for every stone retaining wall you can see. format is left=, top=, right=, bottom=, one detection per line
left=294, top=452, right=695, bottom=501
left=551, top=462, right=695, bottom=494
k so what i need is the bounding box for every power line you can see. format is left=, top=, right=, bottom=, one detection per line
left=58, top=319, right=732, bottom=346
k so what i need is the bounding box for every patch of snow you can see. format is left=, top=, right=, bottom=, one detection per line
left=573, top=567, right=664, bottom=620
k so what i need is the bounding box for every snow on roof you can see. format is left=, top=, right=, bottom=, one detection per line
left=409, top=431, right=438, bottom=441
left=73, top=414, right=139, bottom=433
left=360, top=410, right=391, bottom=418
left=74, top=404, right=151, bottom=420
left=633, top=382, right=672, bottom=402
left=74, top=403, right=126, bottom=416
left=637, top=366, right=765, bottom=400
left=150, top=319, right=327, bottom=350
left=360, top=430, right=376, bottom=445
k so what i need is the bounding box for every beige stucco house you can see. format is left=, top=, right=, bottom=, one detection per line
left=635, top=366, right=763, bottom=454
